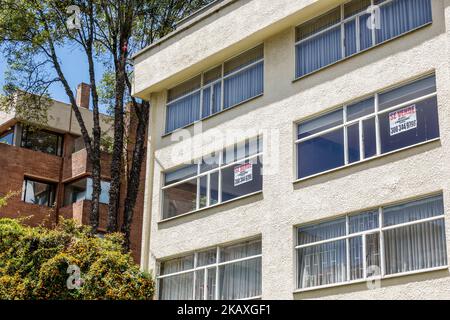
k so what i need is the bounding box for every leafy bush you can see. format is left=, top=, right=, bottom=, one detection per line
left=0, top=218, right=154, bottom=300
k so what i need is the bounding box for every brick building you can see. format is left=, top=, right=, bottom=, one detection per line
left=0, top=83, right=146, bottom=261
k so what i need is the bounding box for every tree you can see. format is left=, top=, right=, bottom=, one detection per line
left=0, top=0, right=214, bottom=249
left=0, top=0, right=104, bottom=232
left=0, top=218, right=154, bottom=299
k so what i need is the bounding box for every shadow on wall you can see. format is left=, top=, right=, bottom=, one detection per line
left=294, top=269, right=450, bottom=300
left=293, top=140, right=441, bottom=191
left=157, top=192, right=264, bottom=230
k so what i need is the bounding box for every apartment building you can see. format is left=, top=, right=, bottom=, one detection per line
left=0, top=84, right=146, bottom=261
left=133, top=0, right=450, bottom=299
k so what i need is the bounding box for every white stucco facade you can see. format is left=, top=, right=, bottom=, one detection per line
left=135, top=0, right=450, bottom=299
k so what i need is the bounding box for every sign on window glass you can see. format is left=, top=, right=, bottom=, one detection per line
left=234, top=163, right=253, bottom=187
left=389, top=105, right=417, bottom=136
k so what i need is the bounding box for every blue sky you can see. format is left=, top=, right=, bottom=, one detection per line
left=1, top=44, right=108, bottom=113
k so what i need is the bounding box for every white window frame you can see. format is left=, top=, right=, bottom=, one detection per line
left=161, top=138, right=264, bottom=221
left=294, top=74, right=439, bottom=181
left=295, top=194, right=447, bottom=292
left=157, top=239, right=263, bottom=300
left=165, top=44, right=265, bottom=134
left=294, top=0, right=433, bottom=80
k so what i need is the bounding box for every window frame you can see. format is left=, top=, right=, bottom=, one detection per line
left=294, top=73, right=439, bottom=181
left=164, top=44, right=265, bottom=135
left=294, top=193, right=447, bottom=292
left=293, top=0, right=433, bottom=81
left=20, top=127, right=64, bottom=157
left=0, top=127, right=15, bottom=145
left=157, top=238, right=262, bottom=300
left=63, top=177, right=111, bottom=206
left=161, top=137, right=264, bottom=222
left=22, top=177, right=57, bottom=207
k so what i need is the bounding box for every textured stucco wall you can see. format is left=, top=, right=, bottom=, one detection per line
left=140, top=0, right=450, bottom=299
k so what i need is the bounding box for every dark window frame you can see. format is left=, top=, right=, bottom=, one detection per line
left=20, top=126, right=64, bottom=157
left=22, top=177, right=56, bottom=207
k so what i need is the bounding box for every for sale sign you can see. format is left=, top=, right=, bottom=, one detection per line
left=389, top=105, right=417, bottom=136
left=234, top=163, right=253, bottom=187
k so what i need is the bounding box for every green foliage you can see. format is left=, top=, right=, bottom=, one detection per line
left=0, top=218, right=154, bottom=300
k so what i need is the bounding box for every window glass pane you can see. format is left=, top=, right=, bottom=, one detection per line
left=219, top=257, right=261, bottom=299
left=366, top=233, right=381, bottom=276
left=224, top=45, right=263, bottom=75
left=363, top=117, right=377, bottom=158
left=379, top=96, right=439, bottom=154
left=220, top=239, right=261, bottom=262
left=295, top=26, right=342, bottom=78
left=223, top=61, right=263, bottom=109
left=349, top=210, right=379, bottom=233
left=210, top=172, right=219, bottom=206
left=349, top=236, right=364, bottom=280
left=296, top=7, right=341, bottom=41
left=199, top=175, right=207, bottom=209
left=0, top=128, right=14, bottom=145
left=194, top=269, right=205, bottom=300
left=161, top=255, right=194, bottom=275
left=297, top=240, right=347, bottom=289
left=376, top=0, right=432, bottom=45
left=21, top=128, right=62, bottom=156
left=384, top=219, right=447, bottom=275
left=200, top=152, right=219, bottom=173
left=298, top=109, right=343, bottom=139
left=22, top=179, right=55, bottom=207
left=204, top=66, right=222, bottom=85
left=297, top=128, right=345, bottom=178
left=99, top=180, right=110, bottom=204
left=168, top=75, right=201, bottom=102
left=163, top=178, right=197, bottom=219
left=64, top=178, right=87, bottom=206
left=166, top=92, right=201, bottom=132
left=347, top=124, right=360, bottom=164
left=165, top=165, right=198, bottom=185
left=383, top=195, right=444, bottom=227
left=197, top=249, right=217, bottom=267
left=344, top=0, right=371, bottom=18
left=345, top=20, right=357, bottom=57
left=221, top=156, right=262, bottom=202
left=212, top=82, right=222, bottom=114
left=379, top=75, right=436, bottom=111
left=224, top=137, right=261, bottom=165
left=359, top=13, right=373, bottom=51
left=347, top=98, right=374, bottom=121
left=298, top=218, right=346, bottom=246
left=202, top=86, right=211, bottom=118
left=159, top=272, right=194, bottom=300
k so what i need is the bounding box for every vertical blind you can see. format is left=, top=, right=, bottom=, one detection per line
left=296, top=195, right=447, bottom=289
left=295, top=0, right=433, bottom=78
left=166, top=45, right=264, bottom=133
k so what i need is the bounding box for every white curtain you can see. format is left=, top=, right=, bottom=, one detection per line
left=376, top=0, right=432, bottom=44
left=160, top=272, right=194, bottom=300
left=297, top=240, right=347, bottom=288
left=296, top=25, right=341, bottom=77
left=166, top=91, right=201, bottom=133
left=219, top=257, right=262, bottom=299
left=383, top=195, right=447, bottom=275
left=223, top=62, right=263, bottom=109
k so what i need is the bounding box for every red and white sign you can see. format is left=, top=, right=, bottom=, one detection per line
left=234, top=163, right=253, bottom=187
left=389, top=105, right=417, bottom=136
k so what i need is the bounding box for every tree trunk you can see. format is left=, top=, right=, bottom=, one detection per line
left=121, top=100, right=149, bottom=250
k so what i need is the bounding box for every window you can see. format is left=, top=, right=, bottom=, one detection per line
left=296, top=194, right=447, bottom=290
left=295, top=0, right=432, bottom=78
left=0, top=127, right=14, bottom=145
left=64, top=178, right=110, bottom=206
left=158, top=239, right=262, bottom=300
left=296, top=74, right=439, bottom=179
left=21, top=127, right=63, bottom=156
left=162, top=137, right=263, bottom=220
left=166, top=45, right=264, bottom=133
left=22, top=178, right=56, bottom=207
